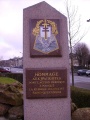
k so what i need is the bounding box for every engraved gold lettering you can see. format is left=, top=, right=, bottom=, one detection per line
left=32, top=91, right=61, bottom=95
left=39, top=84, right=54, bottom=88
left=34, top=72, right=59, bottom=77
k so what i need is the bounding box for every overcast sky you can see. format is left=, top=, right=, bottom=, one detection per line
left=0, top=0, right=90, bottom=60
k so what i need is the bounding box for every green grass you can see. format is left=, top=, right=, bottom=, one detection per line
left=0, top=77, right=16, bottom=84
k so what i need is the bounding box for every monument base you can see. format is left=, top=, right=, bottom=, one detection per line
left=24, top=98, right=71, bottom=120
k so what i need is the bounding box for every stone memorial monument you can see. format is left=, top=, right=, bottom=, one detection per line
left=23, top=1, right=71, bottom=120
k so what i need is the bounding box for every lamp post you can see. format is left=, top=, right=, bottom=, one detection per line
left=87, top=19, right=90, bottom=69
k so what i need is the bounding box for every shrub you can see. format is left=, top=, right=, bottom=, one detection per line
left=5, top=73, right=23, bottom=83
left=71, top=86, right=90, bottom=108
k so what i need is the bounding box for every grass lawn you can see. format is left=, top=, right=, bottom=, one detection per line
left=0, top=77, right=16, bottom=84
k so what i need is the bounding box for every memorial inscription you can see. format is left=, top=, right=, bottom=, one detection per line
left=26, top=68, right=67, bottom=99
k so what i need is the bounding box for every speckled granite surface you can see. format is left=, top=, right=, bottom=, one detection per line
left=23, top=1, right=71, bottom=120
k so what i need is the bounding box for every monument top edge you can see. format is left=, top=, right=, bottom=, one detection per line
left=23, top=1, right=66, bottom=18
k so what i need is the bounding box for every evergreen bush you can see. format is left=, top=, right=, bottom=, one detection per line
left=71, top=86, right=90, bottom=108
left=5, top=73, right=23, bottom=83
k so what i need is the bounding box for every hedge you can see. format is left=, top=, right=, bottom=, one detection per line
left=1, top=73, right=23, bottom=83
left=71, top=86, right=90, bottom=108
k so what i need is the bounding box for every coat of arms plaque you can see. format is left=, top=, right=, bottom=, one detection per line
left=30, top=19, right=61, bottom=57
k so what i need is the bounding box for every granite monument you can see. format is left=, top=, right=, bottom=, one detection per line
left=23, top=1, right=71, bottom=120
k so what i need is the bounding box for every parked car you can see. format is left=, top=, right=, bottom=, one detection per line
left=0, top=67, right=11, bottom=73
left=86, top=70, right=90, bottom=76
left=77, top=69, right=88, bottom=76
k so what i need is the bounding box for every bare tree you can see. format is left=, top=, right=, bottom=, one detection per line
left=87, top=54, right=90, bottom=69
left=74, top=43, right=89, bottom=67
left=65, top=0, right=87, bottom=86
left=0, top=56, right=3, bottom=67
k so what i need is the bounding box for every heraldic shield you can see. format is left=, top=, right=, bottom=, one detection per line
left=32, top=19, right=59, bottom=54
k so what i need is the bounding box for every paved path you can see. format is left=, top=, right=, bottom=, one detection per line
left=74, top=82, right=90, bottom=90
left=70, top=74, right=90, bottom=90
